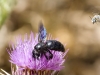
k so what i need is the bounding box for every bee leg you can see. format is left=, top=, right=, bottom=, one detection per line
left=43, top=53, right=49, bottom=60
left=43, top=49, right=53, bottom=60
left=47, top=49, right=53, bottom=59
left=32, top=50, right=40, bottom=60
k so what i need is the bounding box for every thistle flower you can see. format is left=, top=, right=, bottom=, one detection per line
left=8, top=32, right=68, bottom=75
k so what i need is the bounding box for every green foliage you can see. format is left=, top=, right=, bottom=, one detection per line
left=0, top=0, right=15, bottom=27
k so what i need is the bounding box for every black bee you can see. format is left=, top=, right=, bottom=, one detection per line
left=32, top=23, right=65, bottom=60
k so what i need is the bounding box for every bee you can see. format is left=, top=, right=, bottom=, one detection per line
left=32, top=23, right=65, bottom=60
left=91, top=14, right=100, bottom=24
left=89, top=6, right=100, bottom=24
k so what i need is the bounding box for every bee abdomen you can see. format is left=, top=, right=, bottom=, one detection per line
left=46, top=40, right=65, bottom=52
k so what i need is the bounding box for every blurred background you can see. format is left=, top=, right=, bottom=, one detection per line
left=0, top=0, right=100, bottom=75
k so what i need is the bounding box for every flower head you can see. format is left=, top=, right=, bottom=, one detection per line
left=8, top=32, right=68, bottom=75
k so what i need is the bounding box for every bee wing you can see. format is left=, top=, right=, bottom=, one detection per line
left=38, top=22, right=47, bottom=42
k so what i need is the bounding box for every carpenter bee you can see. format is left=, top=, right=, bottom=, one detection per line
left=32, top=23, right=65, bottom=60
